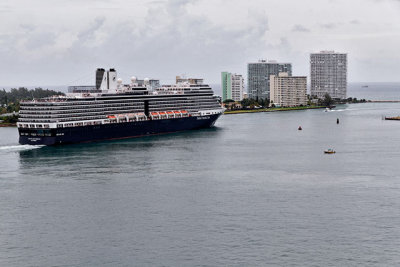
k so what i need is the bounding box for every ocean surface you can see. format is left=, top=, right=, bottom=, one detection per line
left=1, top=102, right=400, bottom=266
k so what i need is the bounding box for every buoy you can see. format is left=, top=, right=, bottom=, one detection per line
left=337, top=118, right=339, bottom=124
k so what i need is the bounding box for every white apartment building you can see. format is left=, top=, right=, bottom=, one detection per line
left=270, top=72, right=307, bottom=107
left=221, top=72, right=244, bottom=101
left=231, top=74, right=244, bottom=101
left=310, top=51, right=347, bottom=99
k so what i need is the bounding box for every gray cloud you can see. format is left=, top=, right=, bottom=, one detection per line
left=292, top=24, right=310, bottom=32
left=0, top=4, right=11, bottom=13
left=77, top=16, right=106, bottom=43
left=20, top=24, right=36, bottom=32
left=0, top=0, right=399, bottom=85
left=320, top=23, right=337, bottom=29
left=25, top=32, right=57, bottom=50
left=42, top=0, right=272, bottom=84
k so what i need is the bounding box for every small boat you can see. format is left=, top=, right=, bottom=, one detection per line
left=324, top=149, right=336, bottom=154
left=298, top=126, right=302, bottom=130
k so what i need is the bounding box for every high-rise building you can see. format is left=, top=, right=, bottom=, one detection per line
left=247, top=60, right=292, bottom=100
left=310, top=51, right=347, bottom=99
left=270, top=72, right=307, bottom=107
left=221, top=72, right=244, bottom=102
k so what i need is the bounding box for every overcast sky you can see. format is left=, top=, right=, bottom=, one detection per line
left=1, top=0, right=400, bottom=86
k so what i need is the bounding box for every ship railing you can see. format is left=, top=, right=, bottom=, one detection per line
left=149, top=110, right=191, bottom=120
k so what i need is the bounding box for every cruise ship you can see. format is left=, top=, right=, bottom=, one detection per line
left=17, top=68, right=223, bottom=145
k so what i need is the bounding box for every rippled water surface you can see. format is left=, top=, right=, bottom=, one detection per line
left=1, top=103, right=400, bottom=266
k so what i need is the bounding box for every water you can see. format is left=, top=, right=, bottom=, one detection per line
left=1, top=103, right=400, bottom=266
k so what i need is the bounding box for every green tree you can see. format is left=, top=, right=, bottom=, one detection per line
left=0, top=87, right=65, bottom=114
left=223, top=99, right=235, bottom=104
left=322, top=93, right=334, bottom=107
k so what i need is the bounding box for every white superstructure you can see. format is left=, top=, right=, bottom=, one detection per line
left=17, top=68, right=223, bottom=130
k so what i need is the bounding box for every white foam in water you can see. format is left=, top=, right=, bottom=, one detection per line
left=0, top=145, right=44, bottom=152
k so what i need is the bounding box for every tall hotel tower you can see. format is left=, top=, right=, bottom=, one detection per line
left=247, top=60, right=292, bottom=100
left=221, top=72, right=244, bottom=102
left=310, top=51, right=347, bottom=99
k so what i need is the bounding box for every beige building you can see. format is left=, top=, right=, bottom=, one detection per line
left=176, top=76, right=204, bottom=85
left=270, top=72, right=307, bottom=107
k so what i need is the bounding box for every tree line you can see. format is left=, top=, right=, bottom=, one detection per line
left=0, top=87, right=65, bottom=114
left=223, top=93, right=368, bottom=111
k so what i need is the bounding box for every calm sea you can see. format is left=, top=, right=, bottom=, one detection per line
left=1, top=101, right=400, bottom=266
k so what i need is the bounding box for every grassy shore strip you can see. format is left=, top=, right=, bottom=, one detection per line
left=224, top=106, right=325, bottom=114
left=0, top=123, right=17, bottom=127
left=385, top=116, right=400, bottom=120
left=370, top=101, right=400, bottom=103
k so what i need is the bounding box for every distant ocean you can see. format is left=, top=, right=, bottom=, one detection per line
left=2, top=82, right=400, bottom=101
left=211, top=82, right=400, bottom=101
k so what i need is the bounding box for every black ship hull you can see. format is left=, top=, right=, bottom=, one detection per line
left=19, top=114, right=220, bottom=146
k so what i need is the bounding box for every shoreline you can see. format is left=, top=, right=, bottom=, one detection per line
left=224, top=106, right=325, bottom=115
left=0, top=123, right=17, bottom=127
left=369, top=100, right=400, bottom=103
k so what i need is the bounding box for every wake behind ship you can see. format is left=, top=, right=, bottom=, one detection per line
left=17, top=68, right=223, bottom=145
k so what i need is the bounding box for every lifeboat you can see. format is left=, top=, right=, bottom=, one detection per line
left=150, top=112, right=160, bottom=120
left=180, top=110, right=189, bottom=117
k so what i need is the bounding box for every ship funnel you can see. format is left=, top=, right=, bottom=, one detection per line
left=96, top=68, right=118, bottom=91
left=96, top=68, right=105, bottom=89
left=108, top=68, right=117, bottom=90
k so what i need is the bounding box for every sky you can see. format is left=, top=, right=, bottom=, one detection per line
left=0, top=0, right=400, bottom=86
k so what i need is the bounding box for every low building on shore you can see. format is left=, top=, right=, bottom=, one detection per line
left=270, top=72, right=307, bottom=107
left=176, top=76, right=204, bottom=85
